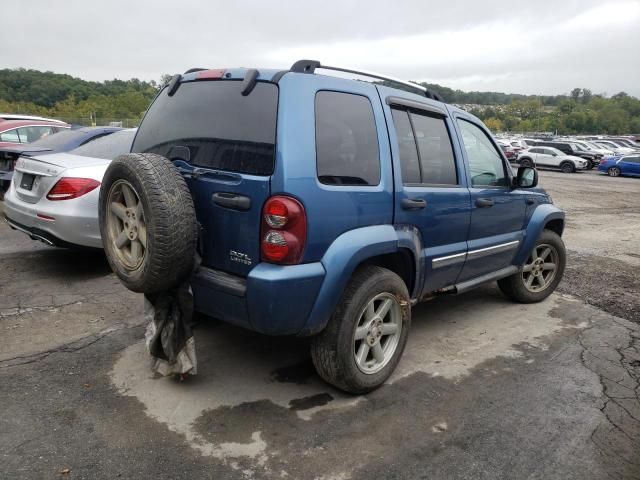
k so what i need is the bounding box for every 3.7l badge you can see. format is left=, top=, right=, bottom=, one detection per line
left=229, top=250, right=252, bottom=265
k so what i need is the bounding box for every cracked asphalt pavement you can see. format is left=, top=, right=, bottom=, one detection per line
left=1, top=170, right=639, bottom=479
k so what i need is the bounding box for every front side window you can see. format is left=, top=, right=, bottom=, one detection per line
left=458, top=119, right=508, bottom=188
left=623, top=156, right=640, bottom=163
left=315, top=91, right=380, bottom=186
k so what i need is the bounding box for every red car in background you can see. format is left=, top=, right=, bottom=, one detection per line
left=0, top=119, right=70, bottom=149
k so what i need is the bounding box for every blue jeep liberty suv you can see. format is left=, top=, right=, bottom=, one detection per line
left=99, top=60, right=566, bottom=393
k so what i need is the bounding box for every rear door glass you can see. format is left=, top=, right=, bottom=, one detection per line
left=132, top=81, right=278, bottom=176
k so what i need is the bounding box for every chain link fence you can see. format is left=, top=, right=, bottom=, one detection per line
left=49, top=117, right=141, bottom=128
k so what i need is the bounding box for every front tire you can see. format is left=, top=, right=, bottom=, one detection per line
left=560, top=162, right=575, bottom=173
left=498, top=230, right=566, bottom=303
left=311, top=265, right=411, bottom=394
left=608, top=167, right=621, bottom=177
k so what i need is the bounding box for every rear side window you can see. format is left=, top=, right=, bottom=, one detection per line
left=132, top=81, right=278, bottom=176
left=391, top=108, right=457, bottom=185
left=315, top=91, right=380, bottom=186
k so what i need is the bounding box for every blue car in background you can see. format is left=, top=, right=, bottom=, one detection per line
left=0, top=127, right=122, bottom=192
left=598, top=154, right=640, bottom=177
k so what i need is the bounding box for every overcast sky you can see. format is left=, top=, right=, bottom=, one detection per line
left=2, top=0, right=639, bottom=96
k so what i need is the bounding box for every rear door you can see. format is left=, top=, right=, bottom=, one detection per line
left=619, top=155, right=640, bottom=175
left=131, top=80, right=278, bottom=276
left=535, top=148, right=556, bottom=167
left=381, top=93, right=471, bottom=293
left=453, top=116, right=527, bottom=281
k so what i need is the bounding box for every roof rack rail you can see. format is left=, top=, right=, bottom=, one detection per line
left=289, top=59, right=443, bottom=102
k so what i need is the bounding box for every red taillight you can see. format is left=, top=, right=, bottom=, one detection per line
left=261, top=196, right=306, bottom=264
left=46, top=178, right=100, bottom=201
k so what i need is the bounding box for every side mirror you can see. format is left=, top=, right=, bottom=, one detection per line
left=515, top=166, right=538, bottom=188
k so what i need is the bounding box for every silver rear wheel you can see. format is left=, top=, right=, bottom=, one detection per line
left=353, top=293, right=402, bottom=375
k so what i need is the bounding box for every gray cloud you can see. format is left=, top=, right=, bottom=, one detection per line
left=1, top=0, right=638, bottom=96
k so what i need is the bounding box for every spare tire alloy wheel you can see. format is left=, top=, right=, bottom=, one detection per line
left=354, top=293, right=403, bottom=374
left=521, top=243, right=559, bottom=293
left=99, top=153, right=198, bottom=294
left=106, top=180, right=147, bottom=270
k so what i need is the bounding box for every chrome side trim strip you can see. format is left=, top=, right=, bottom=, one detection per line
left=432, top=240, right=520, bottom=269
left=432, top=252, right=466, bottom=269
left=467, top=240, right=520, bottom=260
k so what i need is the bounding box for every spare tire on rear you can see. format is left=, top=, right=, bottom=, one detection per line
left=99, top=153, right=198, bottom=294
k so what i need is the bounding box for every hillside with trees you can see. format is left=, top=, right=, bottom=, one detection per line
left=0, top=68, right=638, bottom=133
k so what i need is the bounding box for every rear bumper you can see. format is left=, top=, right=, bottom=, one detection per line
left=191, top=262, right=326, bottom=335
left=3, top=183, right=102, bottom=248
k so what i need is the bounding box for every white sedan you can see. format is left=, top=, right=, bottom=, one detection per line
left=3, top=129, right=136, bottom=248
left=517, top=146, right=588, bottom=173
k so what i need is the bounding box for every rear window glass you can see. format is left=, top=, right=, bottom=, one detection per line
left=132, top=81, right=278, bottom=176
left=71, top=129, right=136, bottom=159
left=315, top=91, right=380, bottom=186
left=28, top=128, right=80, bottom=149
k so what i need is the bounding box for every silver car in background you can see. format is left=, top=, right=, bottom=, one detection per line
left=3, top=129, right=136, bottom=248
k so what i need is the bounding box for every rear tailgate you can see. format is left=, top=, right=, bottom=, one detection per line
left=131, top=78, right=278, bottom=277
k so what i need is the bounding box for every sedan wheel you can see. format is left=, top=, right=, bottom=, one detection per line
left=106, top=179, right=147, bottom=270
left=608, top=167, right=621, bottom=177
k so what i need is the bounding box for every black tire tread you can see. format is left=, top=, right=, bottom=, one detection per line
left=99, top=153, right=198, bottom=293
left=311, top=265, right=410, bottom=394
left=498, top=229, right=566, bottom=304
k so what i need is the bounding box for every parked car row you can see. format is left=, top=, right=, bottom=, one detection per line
left=495, top=134, right=639, bottom=176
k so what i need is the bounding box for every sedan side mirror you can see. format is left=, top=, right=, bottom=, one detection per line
left=514, top=166, right=538, bottom=188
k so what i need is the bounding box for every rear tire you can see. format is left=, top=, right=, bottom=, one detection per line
left=608, top=167, right=621, bottom=177
left=498, top=230, right=566, bottom=303
left=311, top=266, right=411, bottom=394
left=99, top=153, right=198, bottom=293
left=585, top=160, right=594, bottom=170
left=560, top=162, right=575, bottom=173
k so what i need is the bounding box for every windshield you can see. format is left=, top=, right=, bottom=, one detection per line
left=132, top=80, right=278, bottom=176
left=71, top=129, right=136, bottom=159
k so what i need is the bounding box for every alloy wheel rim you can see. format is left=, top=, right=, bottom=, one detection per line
left=106, top=180, right=147, bottom=270
left=609, top=168, right=620, bottom=177
left=353, top=293, right=402, bottom=375
left=521, top=243, right=558, bottom=293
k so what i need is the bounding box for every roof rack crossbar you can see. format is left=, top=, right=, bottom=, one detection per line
left=289, top=59, right=442, bottom=101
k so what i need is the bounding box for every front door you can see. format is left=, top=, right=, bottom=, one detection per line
left=454, top=117, right=527, bottom=281
left=381, top=92, right=471, bottom=295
